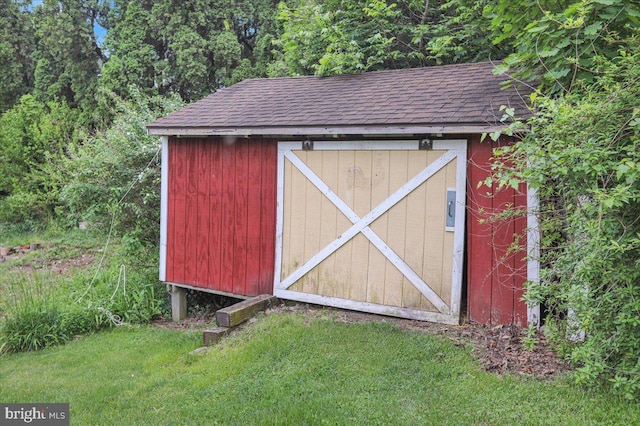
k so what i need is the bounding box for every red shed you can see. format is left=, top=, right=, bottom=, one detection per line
left=147, top=62, right=539, bottom=327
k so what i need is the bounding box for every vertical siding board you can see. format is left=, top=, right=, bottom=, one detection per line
left=367, top=151, right=389, bottom=305
left=165, top=137, right=278, bottom=297
left=171, top=139, right=189, bottom=283
left=287, top=152, right=308, bottom=293
left=232, top=141, right=249, bottom=295
left=421, top=152, right=447, bottom=306
left=183, top=140, right=199, bottom=284
left=491, top=183, right=516, bottom=324
left=335, top=151, right=355, bottom=300
left=318, top=150, right=340, bottom=298
left=384, top=151, right=407, bottom=307
left=220, top=141, right=236, bottom=293
left=350, top=151, right=372, bottom=302
left=466, top=137, right=494, bottom=324
left=259, top=140, right=277, bottom=294
left=303, top=151, right=323, bottom=295
left=403, top=152, right=427, bottom=309
left=513, top=182, right=529, bottom=326
left=467, top=135, right=530, bottom=326
left=245, top=139, right=263, bottom=296
left=281, top=156, right=293, bottom=281
left=196, top=139, right=211, bottom=286
left=208, top=139, right=223, bottom=290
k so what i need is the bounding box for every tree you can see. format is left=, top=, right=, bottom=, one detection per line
left=57, top=88, right=184, bottom=242
left=425, top=0, right=509, bottom=64
left=270, top=0, right=507, bottom=77
left=31, top=0, right=107, bottom=126
left=100, top=0, right=278, bottom=103
left=485, top=0, right=640, bottom=91
left=0, top=95, right=78, bottom=223
left=0, top=0, right=35, bottom=114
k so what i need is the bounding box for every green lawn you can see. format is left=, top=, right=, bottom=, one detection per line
left=1, top=311, right=638, bottom=425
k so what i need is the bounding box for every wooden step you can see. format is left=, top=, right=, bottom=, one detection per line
left=203, top=327, right=230, bottom=346
left=215, top=294, right=278, bottom=328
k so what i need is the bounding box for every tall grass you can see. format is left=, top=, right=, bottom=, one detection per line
left=1, top=272, right=67, bottom=352
left=0, top=229, right=165, bottom=353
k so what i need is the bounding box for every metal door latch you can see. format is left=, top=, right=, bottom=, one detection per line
left=446, top=190, right=456, bottom=230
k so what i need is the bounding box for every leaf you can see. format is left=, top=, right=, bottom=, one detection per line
left=492, top=64, right=510, bottom=75
left=584, top=22, right=603, bottom=36
left=527, top=23, right=550, bottom=34
left=546, top=67, right=570, bottom=80
left=538, top=47, right=560, bottom=58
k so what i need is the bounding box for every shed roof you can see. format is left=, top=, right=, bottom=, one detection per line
left=147, top=61, right=530, bottom=137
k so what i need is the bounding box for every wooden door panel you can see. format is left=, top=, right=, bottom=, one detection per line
left=275, top=140, right=466, bottom=324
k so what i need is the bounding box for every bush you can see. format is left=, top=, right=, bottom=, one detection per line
left=0, top=95, right=79, bottom=224
left=56, top=88, right=183, bottom=244
left=493, top=44, right=640, bottom=399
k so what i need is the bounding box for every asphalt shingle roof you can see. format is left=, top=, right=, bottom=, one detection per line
left=147, top=61, right=530, bottom=136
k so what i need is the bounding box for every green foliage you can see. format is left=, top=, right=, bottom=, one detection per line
left=55, top=88, right=183, bottom=243
left=271, top=0, right=506, bottom=77
left=0, top=95, right=79, bottom=224
left=0, top=0, right=35, bottom=114
left=492, top=43, right=640, bottom=399
left=0, top=267, right=163, bottom=353
left=101, top=0, right=278, bottom=102
left=485, top=0, right=640, bottom=91
left=420, top=0, right=509, bottom=65
left=32, top=0, right=106, bottom=126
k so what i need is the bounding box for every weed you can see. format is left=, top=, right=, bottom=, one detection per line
left=522, top=324, right=539, bottom=351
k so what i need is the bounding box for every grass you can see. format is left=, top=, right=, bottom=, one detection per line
left=2, top=311, right=639, bottom=425
left=0, top=227, right=165, bottom=352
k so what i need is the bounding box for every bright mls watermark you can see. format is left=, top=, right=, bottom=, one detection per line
left=1, top=404, right=69, bottom=425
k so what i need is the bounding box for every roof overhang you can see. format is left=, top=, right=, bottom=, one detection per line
left=147, top=123, right=509, bottom=137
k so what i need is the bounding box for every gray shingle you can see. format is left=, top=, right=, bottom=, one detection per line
left=147, top=62, right=531, bottom=135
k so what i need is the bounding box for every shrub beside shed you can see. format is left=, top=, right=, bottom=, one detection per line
left=147, top=61, right=537, bottom=326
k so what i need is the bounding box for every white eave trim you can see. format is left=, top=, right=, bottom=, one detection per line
left=146, top=123, right=509, bottom=137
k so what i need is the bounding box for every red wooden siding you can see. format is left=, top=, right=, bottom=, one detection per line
left=165, top=137, right=277, bottom=297
left=466, top=135, right=528, bottom=326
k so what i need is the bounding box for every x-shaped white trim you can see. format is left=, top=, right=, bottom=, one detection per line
left=277, top=149, right=459, bottom=314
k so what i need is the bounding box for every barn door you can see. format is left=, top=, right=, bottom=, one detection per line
left=274, top=140, right=466, bottom=324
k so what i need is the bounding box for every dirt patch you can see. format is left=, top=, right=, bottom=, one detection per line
left=1, top=245, right=95, bottom=277
left=158, top=301, right=570, bottom=378
left=152, top=311, right=217, bottom=331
